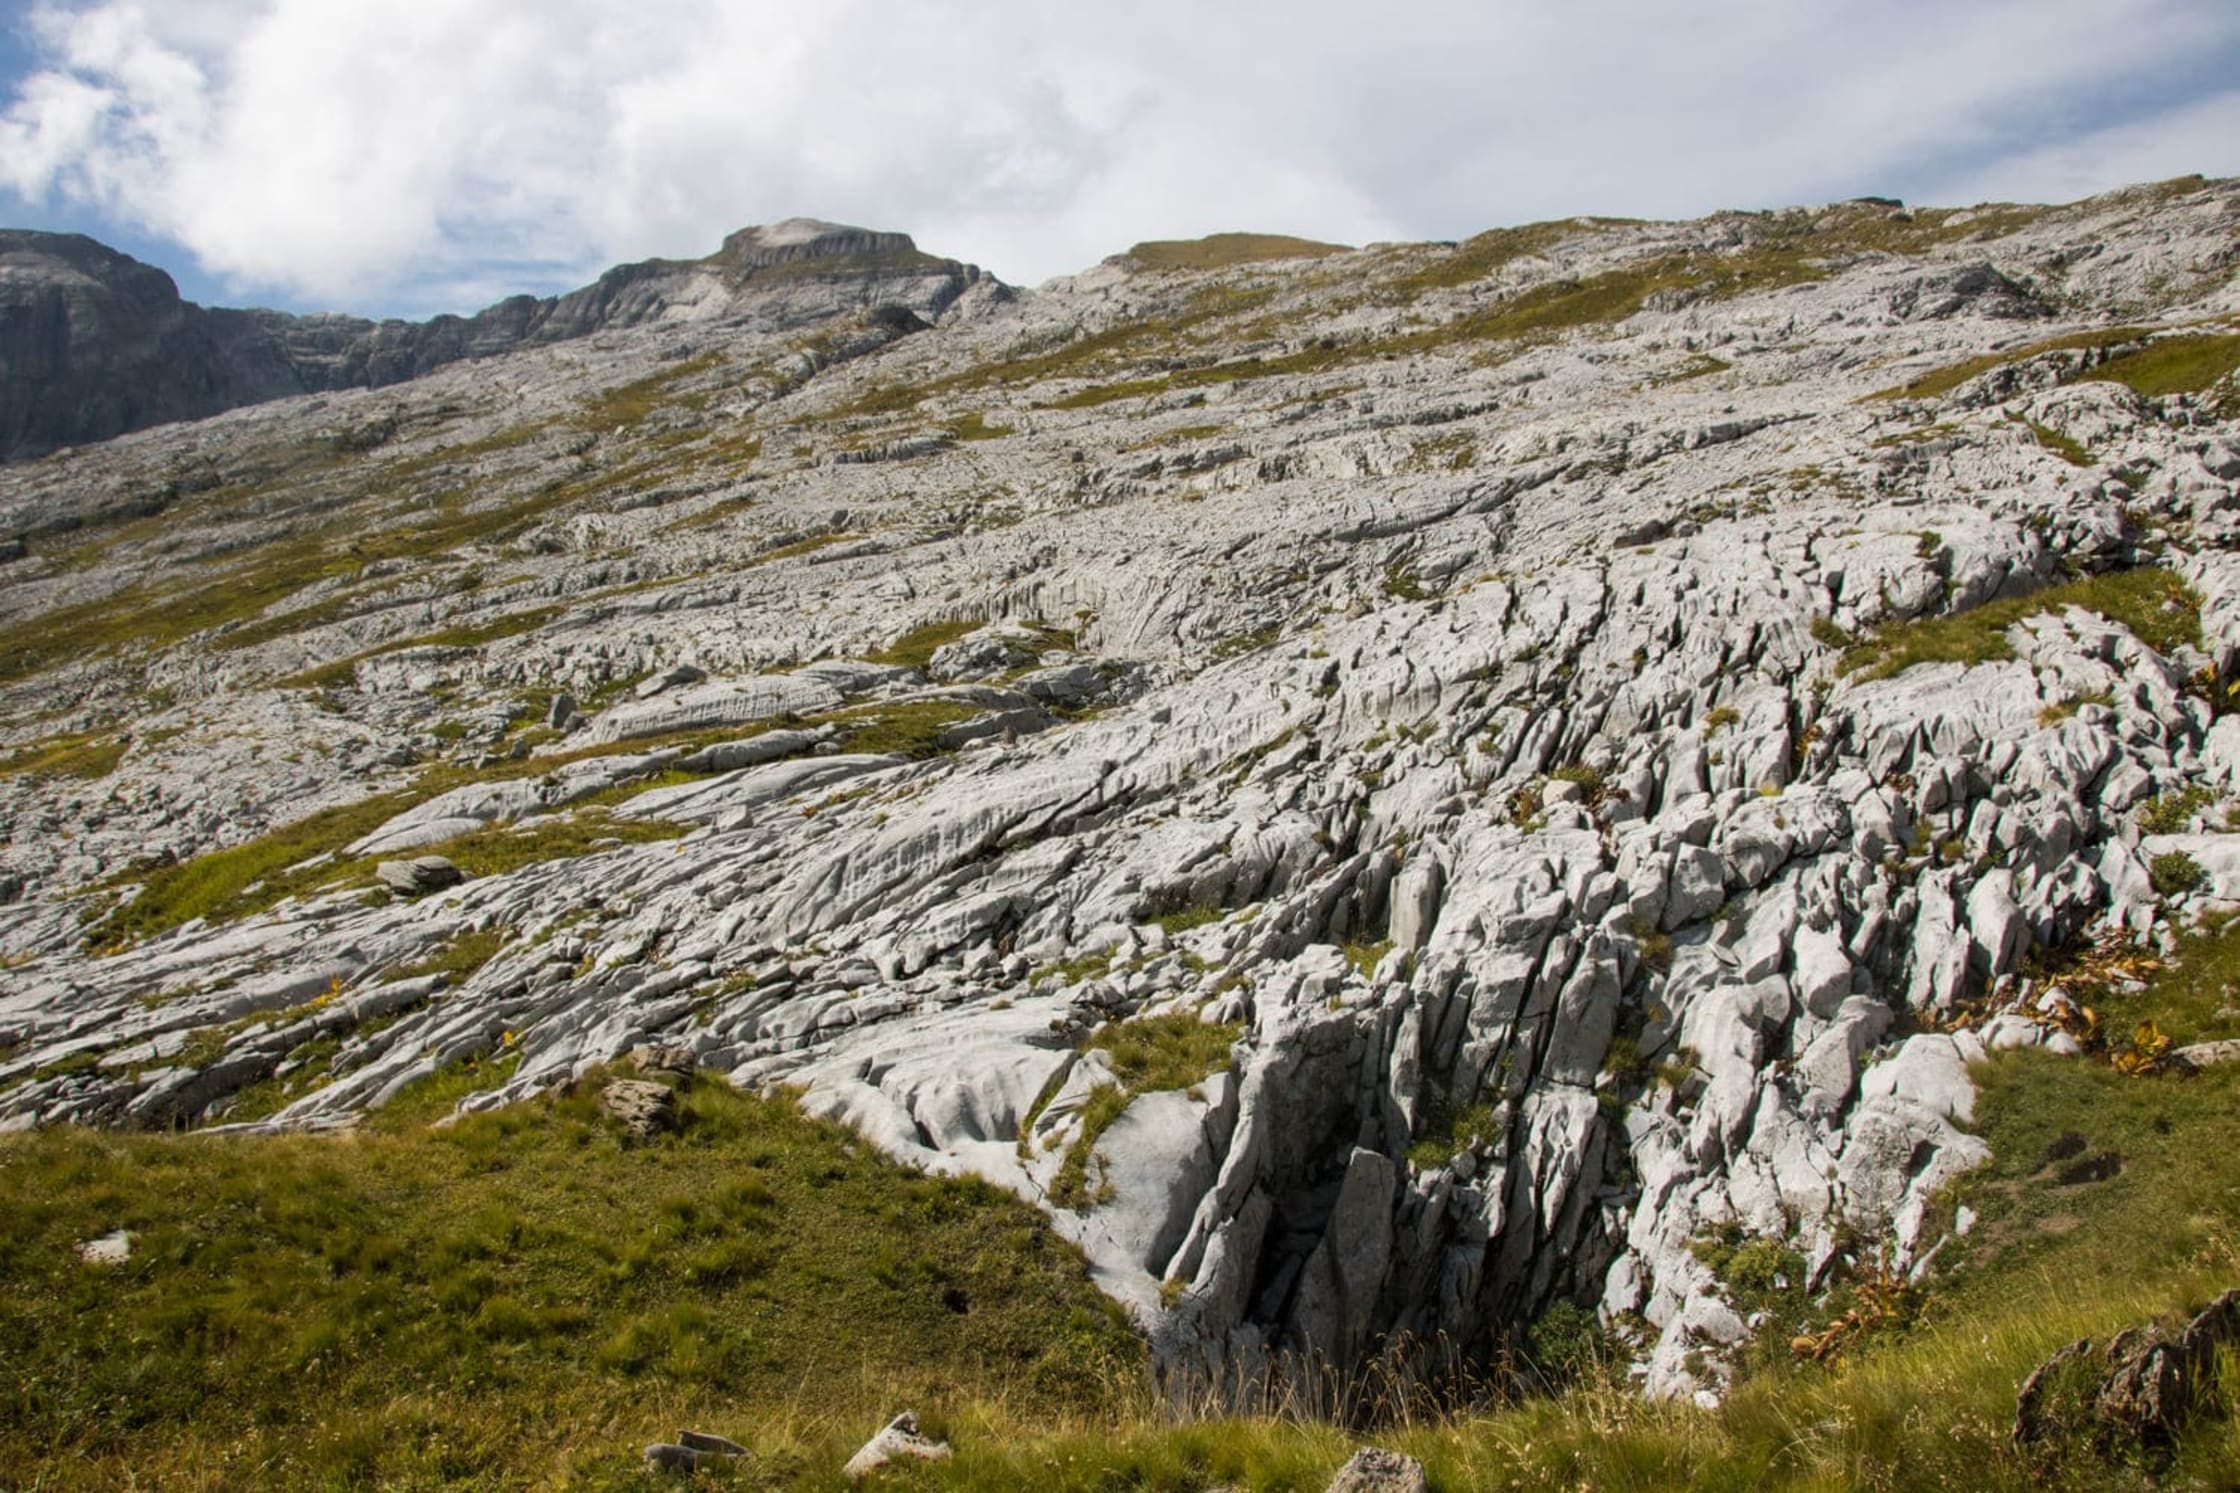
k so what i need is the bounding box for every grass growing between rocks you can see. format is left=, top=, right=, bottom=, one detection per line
left=1869, top=327, right=2239, bottom=406
left=1048, top=1016, right=1242, bottom=1211
left=0, top=1075, right=1140, bottom=1492
left=1834, top=565, right=2200, bottom=683
left=0, top=730, right=128, bottom=781
left=280, top=605, right=569, bottom=689
left=1119, top=234, right=1350, bottom=272
left=367, top=810, right=691, bottom=882
left=2082, top=333, right=2240, bottom=401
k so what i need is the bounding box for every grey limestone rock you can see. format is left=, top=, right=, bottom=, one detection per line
left=6, top=175, right=2240, bottom=1413
left=842, top=1412, right=950, bottom=1480
left=374, top=856, right=465, bottom=895
left=1325, top=1447, right=1430, bottom=1493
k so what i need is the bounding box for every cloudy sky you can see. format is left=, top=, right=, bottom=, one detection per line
left=2, top=0, right=2237, bottom=319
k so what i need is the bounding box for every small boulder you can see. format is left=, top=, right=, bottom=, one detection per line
left=644, top=1430, right=747, bottom=1474
left=629, top=1043, right=697, bottom=1081
left=1326, top=1447, right=1430, bottom=1493
left=842, top=1412, right=951, bottom=1480
left=2014, top=1289, right=2240, bottom=1460
left=602, top=1079, right=678, bottom=1140
left=643, top=1443, right=699, bottom=1474
left=548, top=691, right=578, bottom=729
left=375, top=856, right=465, bottom=895
left=75, top=1229, right=134, bottom=1266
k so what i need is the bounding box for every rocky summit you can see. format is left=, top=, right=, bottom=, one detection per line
left=2, top=177, right=2239, bottom=1410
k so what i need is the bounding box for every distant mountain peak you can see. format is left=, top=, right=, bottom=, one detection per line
left=0, top=221, right=991, bottom=462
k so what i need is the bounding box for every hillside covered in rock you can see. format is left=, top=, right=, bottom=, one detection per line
left=0, top=219, right=991, bottom=462
left=2, top=176, right=2238, bottom=1411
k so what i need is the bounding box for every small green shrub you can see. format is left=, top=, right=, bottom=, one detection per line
left=2139, top=786, right=2216, bottom=835
left=2150, top=851, right=2206, bottom=898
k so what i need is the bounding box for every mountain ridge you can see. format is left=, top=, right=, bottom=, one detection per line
left=0, top=218, right=994, bottom=462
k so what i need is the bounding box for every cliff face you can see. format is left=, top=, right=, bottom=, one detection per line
left=0, top=219, right=992, bottom=461
left=0, top=232, right=306, bottom=460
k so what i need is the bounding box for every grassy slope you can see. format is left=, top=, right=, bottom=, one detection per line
left=14, top=924, right=2240, bottom=1490
left=0, top=1076, right=1139, bottom=1491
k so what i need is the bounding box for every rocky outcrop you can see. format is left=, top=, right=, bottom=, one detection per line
left=2014, top=1290, right=2240, bottom=1460
left=2, top=177, right=2238, bottom=1413
left=0, top=218, right=993, bottom=461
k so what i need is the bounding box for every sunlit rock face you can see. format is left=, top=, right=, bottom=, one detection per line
left=2, top=176, right=2238, bottom=1404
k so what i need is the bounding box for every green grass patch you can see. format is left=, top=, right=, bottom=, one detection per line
left=0, top=1075, right=1139, bottom=1489
left=1869, top=326, right=2155, bottom=401
left=2079, top=332, right=2240, bottom=400
left=87, top=786, right=452, bottom=950
left=1118, top=233, right=1350, bottom=272
left=1043, top=375, right=1173, bottom=410
left=1838, top=566, right=2200, bottom=683
left=280, top=605, right=567, bottom=689
left=0, top=731, right=129, bottom=782
left=572, top=353, right=723, bottom=432
left=1085, top=1014, right=1242, bottom=1094
left=386, top=811, right=690, bottom=882
left=2139, top=785, right=2218, bottom=836
left=946, top=411, right=1014, bottom=441
left=748, top=532, right=855, bottom=566
left=387, top=929, right=510, bottom=985
left=2023, top=419, right=2093, bottom=467
left=1149, top=904, right=1223, bottom=936
left=1210, top=624, right=1280, bottom=662
left=1407, top=1094, right=1499, bottom=1171
left=866, top=618, right=980, bottom=672
left=1342, top=937, right=1395, bottom=979
left=825, top=699, right=982, bottom=759
left=1388, top=218, right=1598, bottom=295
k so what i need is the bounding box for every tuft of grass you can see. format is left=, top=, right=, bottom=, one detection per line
left=1868, top=326, right=2155, bottom=401
left=748, top=531, right=856, bottom=566
left=385, top=811, right=689, bottom=882
left=825, top=699, right=983, bottom=759
left=2149, top=851, right=2206, bottom=898
left=2023, top=419, right=2093, bottom=468
left=1085, top=1014, right=1243, bottom=1094
left=88, top=785, right=454, bottom=950
left=1381, top=565, right=1430, bottom=603
left=1839, top=566, right=2199, bottom=683
left=572, top=352, right=723, bottom=431
left=946, top=412, right=1014, bottom=442
left=387, top=929, right=509, bottom=985
left=1341, top=937, right=1395, bottom=980
left=1210, top=624, right=1280, bottom=662
left=1407, top=1094, right=1499, bottom=1171
left=1149, top=904, right=1223, bottom=937
left=2139, top=785, right=2217, bottom=836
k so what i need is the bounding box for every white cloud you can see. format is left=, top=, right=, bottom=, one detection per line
left=1, top=0, right=2237, bottom=316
